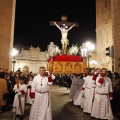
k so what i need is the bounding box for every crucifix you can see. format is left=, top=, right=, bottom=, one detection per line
left=50, top=15, right=79, bottom=54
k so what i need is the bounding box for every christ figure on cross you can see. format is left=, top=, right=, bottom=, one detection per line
left=53, top=21, right=76, bottom=54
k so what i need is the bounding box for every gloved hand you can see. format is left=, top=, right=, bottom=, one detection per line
left=17, top=92, right=22, bottom=96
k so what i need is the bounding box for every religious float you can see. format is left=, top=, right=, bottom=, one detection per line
left=47, top=15, right=87, bottom=74
left=47, top=55, right=87, bottom=74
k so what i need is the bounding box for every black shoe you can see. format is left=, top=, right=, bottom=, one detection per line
left=16, top=114, right=20, bottom=117
left=90, top=116, right=95, bottom=119
left=88, top=113, right=91, bottom=116
left=20, top=115, right=24, bottom=120
left=85, top=113, right=90, bottom=116
left=78, top=106, right=80, bottom=108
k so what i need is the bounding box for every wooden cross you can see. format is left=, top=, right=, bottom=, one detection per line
left=49, top=15, right=79, bottom=27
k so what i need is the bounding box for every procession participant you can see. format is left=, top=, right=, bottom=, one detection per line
left=82, top=69, right=95, bottom=114
left=46, top=71, right=55, bottom=81
left=29, top=66, right=52, bottom=120
left=69, top=73, right=78, bottom=102
left=80, top=73, right=87, bottom=109
left=91, top=68, right=101, bottom=103
left=19, top=72, right=27, bottom=84
left=26, top=75, right=34, bottom=105
left=73, top=73, right=84, bottom=106
left=13, top=76, right=27, bottom=118
left=92, top=68, right=101, bottom=83
left=91, top=68, right=113, bottom=119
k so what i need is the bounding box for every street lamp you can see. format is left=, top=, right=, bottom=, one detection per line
left=90, top=60, right=97, bottom=68
left=11, top=48, right=18, bottom=72
left=80, top=43, right=87, bottom=63
left=86, top=42, right=95, bottom=68
left=80, top=41, right=95, bottom=68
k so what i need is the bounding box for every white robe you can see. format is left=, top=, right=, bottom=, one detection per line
left=26, top=81, right=33, bottom=104
left=80, top=77, right=86, bottom=109
left=29, top=74, right=52, bottom=120
left=83, top=75, right=94, bottom=113
left=73, top=77, right=84, bottom=105
left=69, top=74, right=78, bottom=100
left=13, top=84, right=27, bottom=115
left=91, top=76, right=113, bottom=119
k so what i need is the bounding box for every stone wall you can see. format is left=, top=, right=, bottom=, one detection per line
left=96, top=0, right=112, bottom=70
left=111, top=0, right=120, bottom=72
left=0, top=0, right=16, bottom=70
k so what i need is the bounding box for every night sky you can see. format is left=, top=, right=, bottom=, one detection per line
left=14, top=0, right=96, bottom=51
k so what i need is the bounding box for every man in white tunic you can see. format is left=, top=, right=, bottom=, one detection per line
left=73, top=74, right=84, bottom=106
left=29, top=66, right=52, bottom=120
left=13, top=76, right=27, bottom=118
left=91, top=68, right=113, bottom=119
left=82, top=69, right=95, bottom=114
left=69, top=74, right=78, bottom=101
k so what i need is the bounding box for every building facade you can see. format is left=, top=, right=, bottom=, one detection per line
left=13, top=46, right=48, bottom=74
left=96, top=0, right=120, bottom=73
left=0, top=0, right=16, bottom=70
left=96, top=0, right=112, bottom=70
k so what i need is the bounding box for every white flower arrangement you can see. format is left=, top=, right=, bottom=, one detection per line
left=55, top=45, right=61, bottom=55
left=68, top=44, right=79, bottom=55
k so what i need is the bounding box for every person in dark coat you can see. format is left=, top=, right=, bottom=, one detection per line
left=111, top=72, right=120, bottom=115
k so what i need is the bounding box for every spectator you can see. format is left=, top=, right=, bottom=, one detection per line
left=111, top=72, right=120, bottom=115
left=0, top=72, right=8, bottom=112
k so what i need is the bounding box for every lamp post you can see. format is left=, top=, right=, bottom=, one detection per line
left=90, top=60, right=97, bottom=68
left=11, top=48, right=18, bottom=72
left=85, top=42, right=95, bottom=68
left=80, top=42, right=95, bottom=68
left=80, top=43, right=87, bottom=63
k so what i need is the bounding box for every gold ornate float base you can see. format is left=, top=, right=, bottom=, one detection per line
left=48, top=61, right=87, bottom=74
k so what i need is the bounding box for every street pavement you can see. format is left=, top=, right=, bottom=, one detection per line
left=0, top=85, right=120, bottom=120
